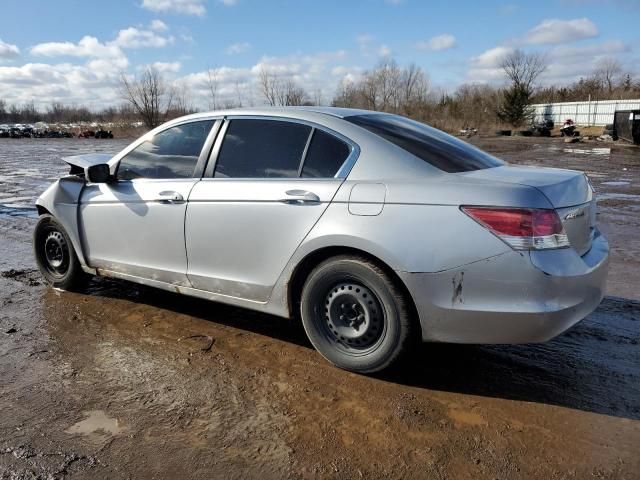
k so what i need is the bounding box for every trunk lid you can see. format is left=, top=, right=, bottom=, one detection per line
left=459, top=165, right=595, bottom=255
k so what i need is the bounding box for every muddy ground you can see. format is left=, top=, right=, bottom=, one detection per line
left=0, top=137, right=639, bottom=479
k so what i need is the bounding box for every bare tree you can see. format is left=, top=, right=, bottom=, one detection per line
left=259, top=67, right=278, bottom=106
left=282, top=79, right=308, bottom=106
left=498, top=50, right=546, bottom=127
left=206, top=67, right=219, bottom=110
left=172, top=81, right=193, bottom=117
left=234, top=80, right=244, bottom=108
left=399, top=63, right=429, bottom=114
left=312, top=88, right=323, bottom=106
left=594, top=57, right=623, bottom=94
left=500, top=50, right=546, bottom=95
left=119, top=67, right=175, bottom=129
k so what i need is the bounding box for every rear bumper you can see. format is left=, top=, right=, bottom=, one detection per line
left=399, top=230, right=609, bottom=343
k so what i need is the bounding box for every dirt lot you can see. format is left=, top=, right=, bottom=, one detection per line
left=1, top=137, right=639, bottom=479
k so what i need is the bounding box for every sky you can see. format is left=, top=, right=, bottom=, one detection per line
left=0, top=0, right=639, bottom=110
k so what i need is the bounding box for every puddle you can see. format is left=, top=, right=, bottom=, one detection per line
left=0, top=205, right=38, bottom=218
left=598, top=193, right=640, bottom=201
left=65, top=410, right=126, bottom=440
left=601, top=181, right=631, bottom=186
left=563, top=147, right=611, bottom=155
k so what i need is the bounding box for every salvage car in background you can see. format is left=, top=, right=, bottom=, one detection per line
left=33, top=107, right=609, bottom=373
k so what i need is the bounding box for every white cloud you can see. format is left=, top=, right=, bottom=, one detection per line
left=465, top=39, right=632, bottom=86
left=471, top=46, right=515, bottom=68
left=522, top=18, right=598, bottom=45
left=0, top=62, right=125, bottom=108
left=31, top=36, right=115, bottom=58
left=0, top=39, right=20, bottom=59
left=178, top=50, right=353, bottom=108
left=113, top=27, right=174, bottom=48
left=150, top=19, right=168, bottom=32
left=141, top=0, right=206, bottom=16
left=225, top=42, right=251, bottom=54
left=150, top=61, right=181, bottom=73
left=416, top=34, right=457, bottom=51
left=219, top=0, right=238, bottom=5
left=465, top=46, right=515, bottom=83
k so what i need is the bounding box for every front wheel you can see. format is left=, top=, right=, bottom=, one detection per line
left=300, top=256, right=415, bottom=373
left=33, top=214, right=89, bottom=290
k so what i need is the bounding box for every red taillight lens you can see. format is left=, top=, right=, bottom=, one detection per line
left=462, top=208, right=534, bottom=236
left=531, top=209, right=564, bottom=236
left=461, top=207, right=569, bottom=250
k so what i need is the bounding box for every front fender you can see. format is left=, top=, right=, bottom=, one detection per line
left=35, top=177, right=93, bottom=271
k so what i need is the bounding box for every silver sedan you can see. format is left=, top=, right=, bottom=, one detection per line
left=33, top=107, right=609, bottom=373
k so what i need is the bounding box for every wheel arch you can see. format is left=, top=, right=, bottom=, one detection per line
left=287, top=245, right=421, bottom=335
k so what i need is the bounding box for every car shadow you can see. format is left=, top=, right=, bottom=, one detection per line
left=86, top=277, right=640, bottom=421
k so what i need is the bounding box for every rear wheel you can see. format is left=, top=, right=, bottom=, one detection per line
left=33, top=214, right=89, bottom=290
left=300, top=255, right=415, bottom=373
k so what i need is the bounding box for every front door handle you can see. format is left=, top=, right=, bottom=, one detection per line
left=156, top=191, right=184, bottom=204
left=279, top=189, right=320, bottom=205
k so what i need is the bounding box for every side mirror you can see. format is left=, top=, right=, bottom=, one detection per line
left=85, top=163, right=112, bottom=183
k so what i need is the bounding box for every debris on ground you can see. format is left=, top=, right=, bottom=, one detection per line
left=179, top=334, right=215, bottom=353
left=458, top=127, right=478, bottom=137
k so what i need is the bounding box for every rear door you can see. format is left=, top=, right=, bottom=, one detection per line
left=79, top=119, right=217, bottom=285
left=185, top=117, right=357, bottom=301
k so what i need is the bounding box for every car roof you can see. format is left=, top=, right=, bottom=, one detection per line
left=170, top=106, right=383, bottom=123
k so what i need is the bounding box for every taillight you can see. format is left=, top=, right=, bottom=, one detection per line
left=461, top=206, right=570, bottom=250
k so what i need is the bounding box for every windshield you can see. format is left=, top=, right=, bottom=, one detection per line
left=345, top=113, right=505, bottom=173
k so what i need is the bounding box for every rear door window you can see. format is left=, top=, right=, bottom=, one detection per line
left=345, top=114, right=504, bottom=173
left=301, top=129, right=351, bottom=178
left=118, top=120, right=214, bottom=180
left=214, top=119, right=311, bottom=178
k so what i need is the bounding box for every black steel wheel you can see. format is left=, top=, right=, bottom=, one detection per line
left=34, top=214, right=89, bottom=290
left=300, top=255, right=415, bottom=373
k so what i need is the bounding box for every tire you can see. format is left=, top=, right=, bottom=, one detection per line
left=300, top=255, right=415, bottom=373
left=33, top=214, right=89, bottom=290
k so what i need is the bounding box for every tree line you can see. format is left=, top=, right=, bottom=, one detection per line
left=2, top=53, right=639, bottom=132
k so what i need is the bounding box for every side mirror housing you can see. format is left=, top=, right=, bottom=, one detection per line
left=85, top=163, right=112, bottom=183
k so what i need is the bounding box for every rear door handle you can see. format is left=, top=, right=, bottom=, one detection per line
left=279, top=189, right=320, bottom=204
left=156, top=191, right=184, bottom=204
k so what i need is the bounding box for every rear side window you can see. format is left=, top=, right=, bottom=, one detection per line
left=214, top=119, right=311, bottom=178
left=118, top=120, right=214, bottom=180
left=345, top=114, right=504, bottom=173
left=301, top=129, right=351, bottom=178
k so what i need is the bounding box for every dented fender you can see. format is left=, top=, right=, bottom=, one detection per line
left=35, top=177, right=94, bottom=272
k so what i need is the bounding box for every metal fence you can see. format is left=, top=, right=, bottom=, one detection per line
left=532, top=99, right=640, bottom=126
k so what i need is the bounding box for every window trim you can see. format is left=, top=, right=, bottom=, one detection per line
left=112, top=117, right=221, bottom=183
left=202, top=115, right=360, bottom=180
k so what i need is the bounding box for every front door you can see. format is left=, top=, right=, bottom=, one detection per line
left=185, top=117, right=355, bottom=302
left=79, top=119, right=216, bottom=286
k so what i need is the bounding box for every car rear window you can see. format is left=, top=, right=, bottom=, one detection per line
left=344, top=114, right=504, bottom=173
left=214, top=119, right=311, bottom=178
left=301, top=129, right=351, bottom=178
